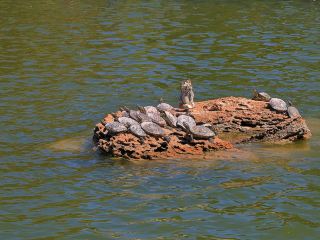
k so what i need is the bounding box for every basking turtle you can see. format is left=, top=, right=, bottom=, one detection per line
left=177, top=114, right=196, bottom=130
left=138, top=106, right=166, bottom=127
left=144, top=106, right=159, bottom=115
left=122, top=106, right=140, bottom=121
left=119, top=107, right=130, bottom=117
left=141, top=122, right=165, bottom=137
left=105, top=122, right=127, bottom=135
left=269, top=98, right=287, bottom=112
left=252, top=89, right=271, bottom=102
left=129, top=124, right=147, bottom=138
left=118, top=117, right=139, bottom=128
left=161, top=110, right=177, bottom=127
left=157, top=102, right=174, bottom=112
left=122, top=106, right=151, bottom=122
left=148, top=113, right=166, bottom=127
left=183, top=122, right=216, bottom=141
left=287, top=101, right=301, bottom=118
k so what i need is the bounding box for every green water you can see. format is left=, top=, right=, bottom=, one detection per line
left=1, top=0, right=320, bottom=239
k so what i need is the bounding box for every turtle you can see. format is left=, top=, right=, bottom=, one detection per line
left=121, top=106, right=140, bottom=121
left=129, top=108, right=152, bottom=123
left=148, top=113, right=166, bottom=127
left=141, top=122, right=165, bottom=137
left=287, top=100, right=301, bottom=118
left=157, top=102, right=174, bottom=112
left=177, top=114, right=196, bottom=131
left=118, top=117, right=139, bottom=128
left=129, top=124, right=147, bottom=138
left=183, top=122, right=216, bottom=141
left=161, top=110, right=177, bottom=127
left=138, top=106, right=166, bottom=127
left=144, top=106, right=159, bottom=115
left=119, top=107, right=130, bottom=117
left=252, top=89, right=271, bottom=102
left=269, top=98, right=287, bottom=112
left=105, top=122, right=127, bottom=135
left=122, top=106, right=150, bottom=122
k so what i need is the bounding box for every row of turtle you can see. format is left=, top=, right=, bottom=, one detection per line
left=252, top=89, right=301, bottom=118
left=104, top=102, right=216, bottom=142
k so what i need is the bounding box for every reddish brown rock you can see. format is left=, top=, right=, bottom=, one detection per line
left=188, top=97, right=311, bottom=143
left=93, top=97, right=311, bottom=159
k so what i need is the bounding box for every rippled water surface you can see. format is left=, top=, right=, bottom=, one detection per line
left=1, top=0, right=320, bottom=239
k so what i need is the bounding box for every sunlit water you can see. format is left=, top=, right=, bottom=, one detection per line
left=1, top=1, right=320, bottom=239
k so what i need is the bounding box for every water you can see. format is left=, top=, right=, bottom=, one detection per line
left=1, top=0, right=320, bottom=239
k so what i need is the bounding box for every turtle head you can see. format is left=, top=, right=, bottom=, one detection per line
left=287, top=100, right=293, bottom=106
left=202, top=123, right=217, bottom=135
left=137, top=105, right=146, bottom=114
left=159, top=111, right=165, bottom=118
left=158, top=108, right=165, bottom=114
left=182, top=122, right=191, bottom=132
left=111, top=112, right=118, bottom=120
left=136, top=114, right=143, bottom=123
left=202, top=123, right=212, bottom=128
left=122, top=106, right=130, bottom=112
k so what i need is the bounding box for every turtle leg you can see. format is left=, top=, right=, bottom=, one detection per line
left=138, top=137, right=145, bottom=144
left=188, top=134, right=194, bottom=143
left=163, top=136, right=171, bottom=143
left=165, top=125, right=174, bottom=131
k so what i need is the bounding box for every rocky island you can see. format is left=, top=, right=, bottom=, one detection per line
left=93, top=81, right=311, bottom=160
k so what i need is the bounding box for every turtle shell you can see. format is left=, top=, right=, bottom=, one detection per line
left=157, top=103, right=173, bottom=111
left=144, top=106, right=159, bottom=115
left=253, top=92, right=271, bottom=102
left=177, top=115, right=196, bottom=130
left=136, top=112, right=152, bottom=123
left=269, top=98, right=287, bottom=112
left=141, top=122, right=165, bottom=137
left=163, top=111, right=177, bottom=127
left=190, top=125, right=215, bottom=139
left=105, top=122, right=127, bottom=134
left=129, top=124, right=147, bottom=137
left=287, top=106, right=301, bottom=118
left=147, top=112, right=166, bottom=127
left=118, top=117, right=139, bottom=128
left=129, top=110, right=140, bottom=121
left=120, top=111, right=129, bottom=118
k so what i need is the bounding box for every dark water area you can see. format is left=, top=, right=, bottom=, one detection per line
left=0, top=0, right=320, bottom=239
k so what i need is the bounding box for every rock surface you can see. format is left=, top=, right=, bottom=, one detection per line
left=93, top=97, right=311, bottom=160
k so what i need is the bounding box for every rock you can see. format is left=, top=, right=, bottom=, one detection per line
left=191, top=97, right=311, bottom=143
left=93, top=97, right=311, bottom=159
